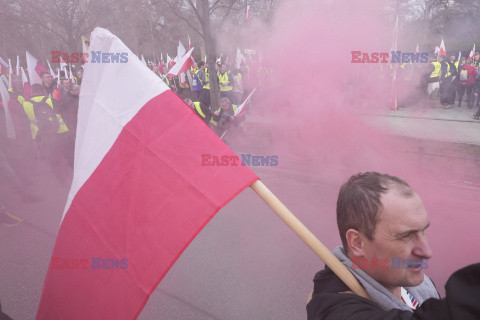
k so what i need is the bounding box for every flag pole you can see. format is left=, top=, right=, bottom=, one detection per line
left=249, top=180, right=371, bottom=300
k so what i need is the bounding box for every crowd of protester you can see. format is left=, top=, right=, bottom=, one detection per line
left=0, top=54, right=276, bottom=225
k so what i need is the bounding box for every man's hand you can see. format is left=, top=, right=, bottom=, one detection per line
left=214, top=110, right=220, bottom=116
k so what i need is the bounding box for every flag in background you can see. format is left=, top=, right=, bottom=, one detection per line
left=36, top=27, right=258, bottom=320
left=26, top=51, right=48, bottom=85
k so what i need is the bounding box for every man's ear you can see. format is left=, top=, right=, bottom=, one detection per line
left=345, top=229, right=366, bottom=257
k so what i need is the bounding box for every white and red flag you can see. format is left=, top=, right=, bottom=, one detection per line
left=167, top=54, right=174, bottom=69
left=8, top=59, right=13, bottom=89
left=16, top=56, right=20, bottom=76
left=36, top=27, right=258, bottom=319
left=20, top=67, right=31, bottom=100
left=236, top=47, right=246, bottom=69
left=0, top=77, right=16, bottom=138
left=167, top=47, right=194, bottom=78
left=159, top=53, right=164, bottom=74
left=415, top=44, right=419, bottom=54
left=47, top=61, right=56, bottom=79
left=246, top=5, right=251, bottom=22
left=26, top=51, right=48, bottom=85
left=438, top=39, right=446, bottom=57
left=468, top=44, right=475, bottom=60
left=0, top=56, right=8, bottom=75
left=188, top=35, right=196, bottom=65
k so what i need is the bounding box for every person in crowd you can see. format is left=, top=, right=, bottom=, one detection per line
left=457, top=59, right=477, bottom=108
left=40, top=72, right=55, bottom=99
left=184, top=98, right=212, bottom=124
left=231, top=68, right=244, bottom=106
left=307, top=172, right=480, bottom=319
left=438, top=54, right=453, bottom=108
left=76, top=67, right=84, bottom=85
left=22, top=84, right=73, bottom=184
left=218, top=63, right=233, bottom=101
left=59, top=83, right=80, bottom=139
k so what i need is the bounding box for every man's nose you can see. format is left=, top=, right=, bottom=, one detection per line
left=412, top=233, right=433, bottom=259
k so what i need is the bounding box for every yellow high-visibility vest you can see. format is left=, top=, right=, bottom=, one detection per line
left=193, top=102, right=205, bottom=118
left=210, top=105, right=237, bottom=126
left=22, top=96, right=68, bottom=139
left=203, top=68, right=210, bottom=90
left=218, top=71, right=233, bottom=91
left=430, top=61, right=442, bottom=78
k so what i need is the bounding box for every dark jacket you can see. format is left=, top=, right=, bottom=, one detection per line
left=307, top=264, right=480, bottom=320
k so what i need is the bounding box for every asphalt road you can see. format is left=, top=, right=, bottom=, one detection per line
left=1, top=142, right=479, bottom=319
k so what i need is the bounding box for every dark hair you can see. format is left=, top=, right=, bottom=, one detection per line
left=40, top=71, right=50, bottom=78
left=336, top=172, right=413, bottom=252
left=197, top=61, right=205, bottom=68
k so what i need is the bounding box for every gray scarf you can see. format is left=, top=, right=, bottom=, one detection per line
left=332, top=246, right=440, bottom=312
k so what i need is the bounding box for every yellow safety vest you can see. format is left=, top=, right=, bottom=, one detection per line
left=430, top=61, right=441, bottom=79
left=203, top=68, right=210, bottom=90
left=218, top=71, right=233, bottom=91
left=444, top=63, right=451, bottom=78
left=193, top=102, right=205, bottom=118
left=454, top=61, right=459, bottom=71
left=210, top=105, right=237, bottom=126
left=161, top=74, right=170, bottom=86
left=22, top=96, right=69, bottom=139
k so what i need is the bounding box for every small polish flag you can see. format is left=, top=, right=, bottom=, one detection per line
left=47, top=61, right=56, bottom=79
left=168, top=47, right=194, bottom=78
left=26, top=51, right=49, bottom=85
left=0, top=56, right=8, bottom=75
left=16, top=56, right=20, bottom=76
left=0, top=77, right=16, bottom=138
left=438, top=39, right=446, bottom=57
left=20, top=67, right=31, bottom=100
left=468, top=44, right=475, bottom=60
left=246, top=5, right=251, bottom=22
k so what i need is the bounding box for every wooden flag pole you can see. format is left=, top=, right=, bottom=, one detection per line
left=250, top=180, right=371, bottom=300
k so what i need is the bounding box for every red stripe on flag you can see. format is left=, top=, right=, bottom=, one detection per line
left=37, top=90, right=258, bottom=319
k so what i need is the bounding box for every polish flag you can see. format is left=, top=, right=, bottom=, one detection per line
left=167, top=54, right=175, bottom=69
left=0, top=56, right=8, bottom=75
left=415, top=44, right=419, bottom=54
left=236, top=47, right=246, bottom=69
left=47, top=61, right=56, bottom=79
left=246, top=5, right=251, bottom=22
left=159, top=53, right=164, bottom=74
left=167, top=47, right=194, bottom=78
left=20, top=67, right=31, bottom=100
left=8, top=59, right=13, bottom=89
left=26, top=51, right=48, bottom=85
left=140, top=54, right=147, bottom=66
left=438, top=39, right=446, bottom=57
left=468, top=44, right=475, bottom=60
left=235, top=87, right=257, bottom=116
left=16, top=56, right=20, bottom=76
left=188, top=35, right=196, bottom=65
left=69, top=64, right=74, bottom=84
left=0, top=77, right=16, bottom=138
left=36, top=27, right=258, bottom=319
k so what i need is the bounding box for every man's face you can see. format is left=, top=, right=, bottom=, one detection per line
left=359, top=190, right=432, bottom=289
left=42, top=74, right=53, bottom=87
left=475, top=54, right=480, bottom=61
left=450, top=56, right=455, bottom=62
left=77, top=69, right=83, bottom=79
left=221, top=64, right=227, bottom=73
left=220, top=101, right=230, bottom=111
left=70, top=86, right=80, bottom=96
